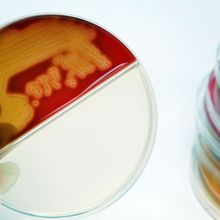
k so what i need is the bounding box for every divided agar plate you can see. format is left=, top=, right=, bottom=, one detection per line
left=0, top=15, right=157, bottom=218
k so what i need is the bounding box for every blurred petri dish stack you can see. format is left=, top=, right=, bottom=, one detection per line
left=192, top=46, right=220, bottom=219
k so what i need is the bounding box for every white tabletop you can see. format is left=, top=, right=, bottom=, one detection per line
left=0, top=0, right=219, bottom=219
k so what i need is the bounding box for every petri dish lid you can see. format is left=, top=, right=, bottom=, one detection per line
left=0, top=14, right=157, bottom=218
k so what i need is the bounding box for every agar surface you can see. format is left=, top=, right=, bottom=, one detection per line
left=0, top=18, right=112, bottom=147
left=25, top=66, right=62, bottom=107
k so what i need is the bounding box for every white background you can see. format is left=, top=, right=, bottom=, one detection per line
left=0, top=0, right=220, bottom=219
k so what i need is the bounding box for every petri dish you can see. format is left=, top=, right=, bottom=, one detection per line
left=0, top=14, right=157, bottom=218
left=192, top=76, right=220, bottom=220
left=204, top=73, right=220, bottom=137
left=191, top=137, right=220, bottom=220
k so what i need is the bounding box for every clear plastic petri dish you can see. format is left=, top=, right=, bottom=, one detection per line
left=197, top=76, right=220, bottom=158
left=204, top=73, right=220, bottom=137
left=0, top=14, right=157, bottom=218
left=191, top=136, right=220, bottom=220
left=191, top=76, right=220, bottom=220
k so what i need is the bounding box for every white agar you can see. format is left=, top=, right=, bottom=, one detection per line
left=0, top=64, right=156, bottom=218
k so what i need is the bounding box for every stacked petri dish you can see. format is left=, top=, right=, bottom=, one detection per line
left=192, top=46, right=220, bottom=219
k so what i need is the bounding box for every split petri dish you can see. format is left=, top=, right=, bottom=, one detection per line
left=0, top=14, right=157, bottom=218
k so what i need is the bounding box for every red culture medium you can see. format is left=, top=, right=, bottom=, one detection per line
left=205, top=72, right=220, bottom=136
